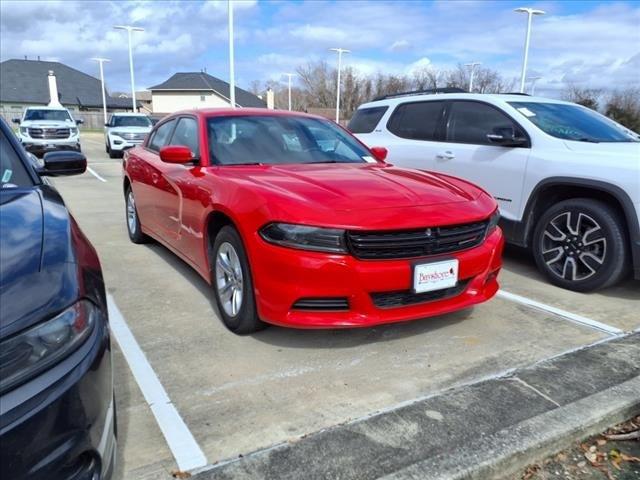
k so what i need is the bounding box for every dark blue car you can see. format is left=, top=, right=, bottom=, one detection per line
left=0, top=117, right=115, bottom=479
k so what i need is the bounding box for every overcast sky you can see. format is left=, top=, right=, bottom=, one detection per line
left=1, top=0, right=638, bottom=98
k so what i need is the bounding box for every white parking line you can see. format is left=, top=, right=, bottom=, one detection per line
left=87, top=166, right=107, bottom=182
left=107, top=295, right=208, bottom=472
left=497, top=289, right=624, bottom=336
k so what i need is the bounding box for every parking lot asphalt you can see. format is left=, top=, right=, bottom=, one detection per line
left=51, top=133, right=639, bottom=479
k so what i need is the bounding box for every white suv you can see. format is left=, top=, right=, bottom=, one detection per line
left=104, top=113, right=152, bottom=158
left=351, top=92, right=640, bottom=291
left=13, top=106, right=82, bottom=156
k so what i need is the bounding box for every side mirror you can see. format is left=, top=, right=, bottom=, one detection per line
left=369, top=146, right=388, bottom=162
left=160, top=145, right=193, bottom=164
left=76, top=119, right=84, bottom=125
left=37, top=151, right=87, bottom=177
left=104, top=122, right=110, bottom=127
left=486, top=127, right=528, bottom=147
left=12, top=118, right=20, bottom=124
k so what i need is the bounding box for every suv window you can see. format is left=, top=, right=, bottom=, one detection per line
left=111, top=115, right=152, bottom=128
left=1, top=131, right=33, bottom=188
left=148, top=120, right=176, bottom=151
left=23, top=109, right=72, bottom=122
left=387, top=101, right=444, bottom=141
left=348, top=106, right=388, bottom=134
left=446, top=101, right=524, bottom=146
left=169, top=117, right=200, bottom=156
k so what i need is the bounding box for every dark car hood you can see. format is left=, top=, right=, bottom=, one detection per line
left=0, top=187, right=95, bottom=337
left=220, top=163, right=482, bottom=211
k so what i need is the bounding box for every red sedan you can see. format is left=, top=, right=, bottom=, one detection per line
left=123, top=109, right=503, bottom=334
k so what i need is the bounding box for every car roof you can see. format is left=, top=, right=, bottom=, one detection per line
left=111, top=112, right=149, bottom=116
left=24, top=105, right=70, bottom=110
left=358, top=93, right=575, bottom=110
left=167, top=108, right=327, bottom=121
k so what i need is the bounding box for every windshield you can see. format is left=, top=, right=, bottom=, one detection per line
left=509, top=102, right=638, bottom=143
left=24, top=109, right=72, bottom=122
left=112, top=115, right=152, bottom=128
left=207, top=115, right=371, bottom=166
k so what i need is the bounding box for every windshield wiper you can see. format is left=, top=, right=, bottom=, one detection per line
left=575, top=137, right=600, bottom=143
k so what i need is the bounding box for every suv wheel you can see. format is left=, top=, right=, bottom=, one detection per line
left=212, top=226, right=265, bottom=334
left=532, top=198, right=628, bottom=292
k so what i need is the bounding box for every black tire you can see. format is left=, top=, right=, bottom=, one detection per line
left=108, top=147, right=119, bottom=159
left=105, top=143, right=110, bottom=154
left=211, top=226, right=265, bottom=334
left=532, top=198, right=629, bottom=292
left=125, top=186, right=150, bottom=244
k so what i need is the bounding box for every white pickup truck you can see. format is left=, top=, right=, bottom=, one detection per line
left=13, top=106, right=82, bottom=156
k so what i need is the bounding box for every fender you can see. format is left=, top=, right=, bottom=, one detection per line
left=502, top=177, right=640, bottom=279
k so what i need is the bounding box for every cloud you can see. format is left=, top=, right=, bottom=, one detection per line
left=389, top=40, right=411, bottom=52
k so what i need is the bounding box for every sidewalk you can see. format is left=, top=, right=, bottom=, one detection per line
left=192, top=332, right=640, bottom=480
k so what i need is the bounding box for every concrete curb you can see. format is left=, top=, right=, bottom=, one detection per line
left=193, top=332, right=640, bottom=480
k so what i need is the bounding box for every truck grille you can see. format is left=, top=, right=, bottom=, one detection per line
left=28, top=128, right=70, bottom=139
left=122, top=132, right=147, bottom=141
left=371, top=279, right=470, bottom=309
left=347, top=221, right=488, bottom=260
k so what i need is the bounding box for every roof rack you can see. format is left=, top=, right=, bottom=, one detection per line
left=372, top=87, right=466, bottom=101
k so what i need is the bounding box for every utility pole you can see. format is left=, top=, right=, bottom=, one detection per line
left=514, top=7, right=545, bottom=93
left=113, top=25, right=144, bottom=111
left=464, top=62, right=482, bottom=92
left=284, top=73, right=296, bottom=111
left=329, top=47, right=350, bottom=123
left=91, top=57, right=111, bottom=124
left=228, top=0, right=236, bottom=108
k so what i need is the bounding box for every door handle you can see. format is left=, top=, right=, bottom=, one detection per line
left=436, top=151, right=455, bottom=160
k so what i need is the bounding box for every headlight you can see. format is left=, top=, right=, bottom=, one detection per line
left=19, top=127, right=29, bottom=136
left=260, top=223, right=347, bottom=253
left=110, top=131, right=124, bottom=138
left=486, top=209, right=500, bottom=235
left=70, top=127, right=78, bottom=135
left=0, top=300, right=98, bottom=393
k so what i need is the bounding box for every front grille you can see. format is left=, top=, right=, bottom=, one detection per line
left=122, top=132, right=147, bottom=141
left=28, top=127, right=70, bottom=139
left=292, top=297, right=350, bottom=311
left=347, top=221, right=488, bottom=260
left=371, top=279, right=471, bottom=309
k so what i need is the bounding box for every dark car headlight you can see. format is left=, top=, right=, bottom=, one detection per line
left=260, top=223, right=348, bottom=253
left=486, top=209, right=500, bottom=235
left=0, top=300, right=98, bottom=393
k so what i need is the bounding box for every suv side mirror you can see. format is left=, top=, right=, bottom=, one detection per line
left=76, top=119, right=84, bottom=125
left=104, top=122, right=110, bottom=127
left=160, top=145, right=193, bottom=164
left=37, top=151, right=87, bottom=177
left=369, top=146, right=388, bottom=162
left=486, top=127, right=528, bottom=147
left=12, top=118, right=20, bottom=124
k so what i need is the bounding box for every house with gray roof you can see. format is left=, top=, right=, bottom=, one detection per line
left=149, top=71, right=266, bottom=113
left=0, top=58, right=136, bottom=120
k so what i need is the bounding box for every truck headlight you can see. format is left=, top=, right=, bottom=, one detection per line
left=19, top=127, right=29, bottom=136
left=260, top=223, right=347, bottom=253
left=0, top=300, right=98, bottom=393
left=70, top=127, right=78, bottom=135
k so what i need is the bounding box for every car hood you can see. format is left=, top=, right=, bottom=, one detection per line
left=221, top=163, right=482, bottom=212
left=19, top=120, right=75, bottom=129
left=0, top=187, right=100, bottom=337
left=108, top=126, right=152, bottom=133
left=563, top=140, right=640, bottom=159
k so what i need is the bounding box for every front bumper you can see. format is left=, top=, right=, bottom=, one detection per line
left=249, top=227, right=504, bottom=328
left=0, top=314, right=115, bottom=480
left=109, top=137, right=145, bottom=151
left=20, top=137, right=81, bottom=155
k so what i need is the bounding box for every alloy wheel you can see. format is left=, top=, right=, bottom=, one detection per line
left=127, top=191, right=137, bottom=234
left=541, top=211, right=607, bottom=282
left=215, top=242, right=244, bottom=317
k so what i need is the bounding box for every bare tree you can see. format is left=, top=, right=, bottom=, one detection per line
left=604, top=87, right=640, bottom=133
left=562, top=84, right=602, bottom=111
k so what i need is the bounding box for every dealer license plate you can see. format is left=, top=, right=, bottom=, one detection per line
left=413, top=259, right=459, bottom=293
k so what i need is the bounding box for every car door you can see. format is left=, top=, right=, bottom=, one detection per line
left=380, top=100, right=446, bottom=172
left=155, top=116, right=204, bottom=258
left=135, top=118, right=177, bottom=237
left=432, top=100, right=531, bottom=221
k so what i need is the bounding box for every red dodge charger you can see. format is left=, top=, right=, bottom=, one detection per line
left=123, top=109, right=503, bottom=334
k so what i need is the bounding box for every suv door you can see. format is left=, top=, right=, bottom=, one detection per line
left=382, top=100, right=445, bottom=171
left=434, top=100, right=531, bottom=221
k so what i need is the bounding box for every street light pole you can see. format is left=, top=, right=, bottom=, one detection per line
left=91, top=57, right=111, bottom=124
left=228, top=0, right=236, bottom=108
left=514, top=7, right=545, bottom=93
left=113, top=25, right=144, bottom=111
left=330, top=47, right=350, bottom=123
left=528, top=75, right=542, bottom=95
left=464, top=62, right=481, bottom=92
left=284, top=73, right=295, bottom=111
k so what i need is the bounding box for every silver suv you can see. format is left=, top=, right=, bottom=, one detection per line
left=104, top=113, right=152, bottom=158
left=13, top=106, right=82, bottom=156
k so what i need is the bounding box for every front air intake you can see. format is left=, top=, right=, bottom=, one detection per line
left=292, top=297, right=350, bottom=311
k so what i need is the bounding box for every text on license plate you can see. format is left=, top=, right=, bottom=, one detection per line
left=413, top=259, right=459, bottom=293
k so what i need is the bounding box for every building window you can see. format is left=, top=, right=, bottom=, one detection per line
left=200, top=95, right=206, bottom=102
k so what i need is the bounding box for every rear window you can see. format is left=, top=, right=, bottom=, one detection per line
left=348, top=106, right=388, bottom=134
left=387, top=101, right=445, bottom=141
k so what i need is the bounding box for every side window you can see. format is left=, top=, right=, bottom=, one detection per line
left=387, top=101, right=444, bottom=141
left=148, top=120, right=176, bottom=152
left=446, top=101, right=524, bottom=146
left=0, top=131, right=34, bottom=188
left=169, top=117, right=200, bottom=156
left=348, top=106, right=388, bottom=134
